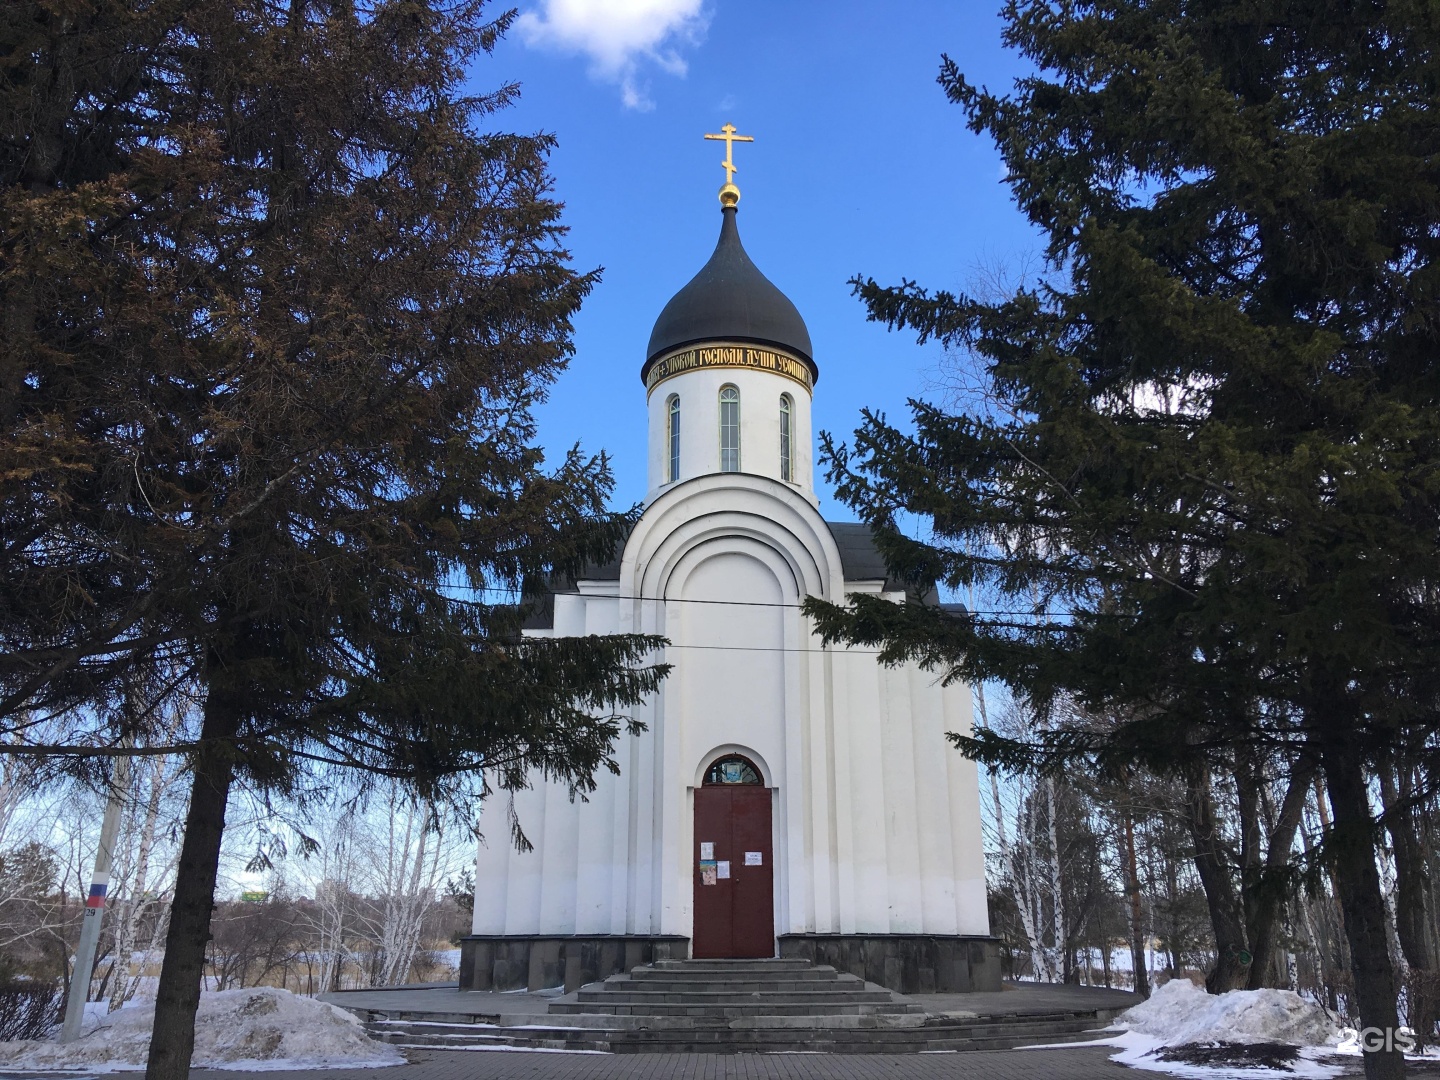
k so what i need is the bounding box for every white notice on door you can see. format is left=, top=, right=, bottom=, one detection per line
left=717, top=861, right=730, bottom=879
left=745, top=851, right=762, bottom=866
left=700, top=842, right=714, bottom=860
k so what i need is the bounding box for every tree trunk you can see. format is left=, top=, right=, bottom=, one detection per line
left=1043, top=776, right=1066, bottom=983
left=1164, top=853, right=1181, bottom=977
left=1379, top=758, right=1436, bottom=1049
left=144, top=693, right=239, bottom=1080
left=1322, top=749, right=1405, bottom=1080
left=1184, top=765, right=1249, bottom=993
left=1245, top=763, right=1313, bottom=990
left=1124, top=811, right=1151, bottom=997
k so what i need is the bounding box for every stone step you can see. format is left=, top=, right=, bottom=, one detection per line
left=627, top=967, right=840, bottom=984
left=366, top=1018, right=1119, bottom=1055
left=372, top=1029, right=613, bottom=1052
left=600, top=1016, right=1104, bottom=1041
left=567, top=996, right=892, bottom=1013
left=372, top=1015, right=1104, bottom=1039
left=941, top=1018, right=1104, bottom=1039
left=608, top=1028, right=1115, bottom=1054
left=357, top=1009, right=503, bottom=1025
left=597, top=977, right=854, bottom=993
left=627, top=963, right=839, bottom=981
left=923, top=1011, right=1100, bottom=1032
left=648, top=959, right=813, bottom=971
left=353, top=957, right=1125, bottom=1055
left=364, top=1008, right=1102, bottom=1034
left=548, top=1000, right=921, bottom=1017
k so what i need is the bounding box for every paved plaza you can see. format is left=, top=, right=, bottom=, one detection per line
left=192, top=1042, right=1425, bottom=1080
left=199, top=1044, right=1133, bottom=1080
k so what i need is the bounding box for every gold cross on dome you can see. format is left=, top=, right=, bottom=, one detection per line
left=704, top=123, right=754, bottom=186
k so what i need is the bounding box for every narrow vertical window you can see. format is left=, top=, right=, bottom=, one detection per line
left=779, top=394, right=793, bottom=482
left=667, top=394, right=680, bottom=482
left=719, top=385, right=740, bottom=472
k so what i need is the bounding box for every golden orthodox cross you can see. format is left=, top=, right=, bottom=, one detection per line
left=704, top=123, right=754, bottom=185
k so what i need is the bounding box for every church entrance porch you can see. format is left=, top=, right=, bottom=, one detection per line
left=693, top=755, right=774, bottom=958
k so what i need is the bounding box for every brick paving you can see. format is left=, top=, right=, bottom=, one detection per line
left=197, top=1044, right=1133, bottom=1080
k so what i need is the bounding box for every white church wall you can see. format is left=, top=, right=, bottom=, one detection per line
left=880, top=663, right=925, bottom=933
left=537, top=773, right=579, bottom=932
left=943, top=676, right=990, bottom=936
left=644, top=361, right=815, bottom=503
left=669, top=541, right=788, bottom=940
left=797, top=611, right=834, bottom=935
left=576, top=586, right=621, bottom=934
left=821, top=648, right=855, bottom=936
left=497, top=784, right=543, bottom=934
left=908, top=666, right=961, bottom=935
left=676, top=549, right=787, bottom=775
left=469, top=472, right=994, bottom=947
left=837, top=648, right=890, bottom=933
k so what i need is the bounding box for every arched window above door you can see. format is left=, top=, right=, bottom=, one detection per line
left=703, top=755, right=762, bottom=786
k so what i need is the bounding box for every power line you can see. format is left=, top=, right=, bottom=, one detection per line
left=438, top=582, right=1087, bottom=620
left=654, top=643, right=887, bottom=655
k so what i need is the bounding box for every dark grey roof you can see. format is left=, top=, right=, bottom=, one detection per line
left=519, top=589, right=555, bottom=631
left=643, top=206, right=815, bottom=381
left=826, top=521, right=905, bottom=591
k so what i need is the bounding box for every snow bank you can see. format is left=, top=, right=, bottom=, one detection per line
left=1118, top=979, right=1342, bottom=1048
left=0, top=986, right=403, bottom=1072
left=1102, top=1031, right=1347, bottom=1080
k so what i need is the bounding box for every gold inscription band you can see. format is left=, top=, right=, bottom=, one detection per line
left=646, top=344, right=814, bottom=393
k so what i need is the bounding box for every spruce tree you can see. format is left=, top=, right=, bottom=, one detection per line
left=807, top=5, right=1439, bottom=1078
left=1, top=2, right=666, bottom=1077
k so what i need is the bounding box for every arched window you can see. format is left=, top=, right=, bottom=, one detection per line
left=719, top=385, right=740, bottom=472
left=779, top=394, right=793, bottom=482
left=704, top=755, right=763, bottom=786
left=667, top=394, right=680, bottom=483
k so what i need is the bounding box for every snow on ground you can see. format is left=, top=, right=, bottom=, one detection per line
left=0, top=987, right=403, bottom=1072
left=1022, top=979, right=1355, bottom=1079
left=1096, top=1031, right=1348, bottom=1080
left=1118, top=979, right=1342, bottom=1047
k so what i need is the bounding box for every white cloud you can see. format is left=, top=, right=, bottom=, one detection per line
left=516, top=0, right=709, bottom=110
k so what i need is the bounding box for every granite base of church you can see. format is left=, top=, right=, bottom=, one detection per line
left=458, top=935, right=690, bottom=993
left=777, top=934, right=1003, bottom=993
left=460, top=933, right=1002, bottom=995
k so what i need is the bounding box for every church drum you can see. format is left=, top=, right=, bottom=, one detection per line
left=693, top=785, right=774, bottom=958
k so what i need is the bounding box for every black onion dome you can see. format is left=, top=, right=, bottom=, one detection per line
left=643, top=205, right=816, bottom=383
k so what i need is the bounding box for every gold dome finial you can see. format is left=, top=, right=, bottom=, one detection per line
left=704, top=123, right=753, bottom=206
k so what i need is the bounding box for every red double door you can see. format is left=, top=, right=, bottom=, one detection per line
left=692, top=786, right=774, bottom=958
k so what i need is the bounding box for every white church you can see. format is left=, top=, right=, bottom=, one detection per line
left=462, top=133, right=999, bottom=996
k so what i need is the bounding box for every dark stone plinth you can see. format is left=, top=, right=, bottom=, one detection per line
left=777, top=934, right=1003, bottom=993
left=458, top=935, right=690, bottom=993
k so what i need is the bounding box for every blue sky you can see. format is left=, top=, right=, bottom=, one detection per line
left=477, top=1, right=1042, bottom=520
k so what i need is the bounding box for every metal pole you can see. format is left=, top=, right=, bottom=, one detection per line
left=60, top=755, right=130, bottom=1042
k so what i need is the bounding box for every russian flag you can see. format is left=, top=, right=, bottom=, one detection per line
left=85, top=882, right=107, bottom=909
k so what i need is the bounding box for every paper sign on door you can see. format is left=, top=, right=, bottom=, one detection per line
left=700, top=860, right=717, bottom=885
left=717, top=861, right=731, bottom=879
left=745, top=851, right=763, bottom=866
left=700, top=842, right=714, bottom=860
